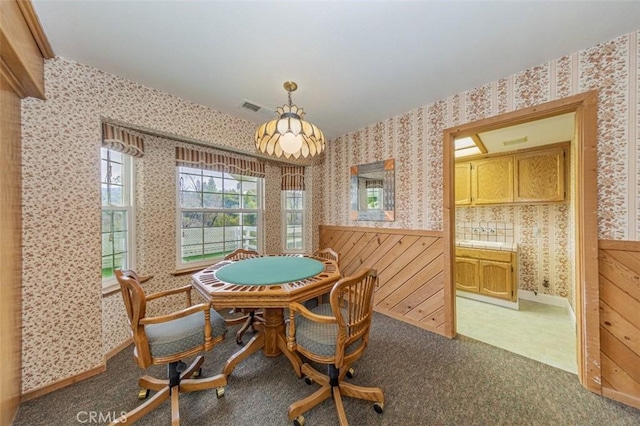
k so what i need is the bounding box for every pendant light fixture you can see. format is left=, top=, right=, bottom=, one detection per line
left=255, top=81, right=325, bottom=159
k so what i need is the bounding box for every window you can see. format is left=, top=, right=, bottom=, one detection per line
left=177, top=166, right=262, bottom=268
left=101, top=148, right=135, bottom=286
left=282, top=190, right=304, bottom=252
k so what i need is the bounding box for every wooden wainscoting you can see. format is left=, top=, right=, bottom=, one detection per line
left=598, top=240, right=640, bottom=409
left=319, top=225, right=446, bottom=335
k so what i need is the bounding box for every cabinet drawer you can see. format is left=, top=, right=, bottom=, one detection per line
left=455, top=247, right=513, bottom=262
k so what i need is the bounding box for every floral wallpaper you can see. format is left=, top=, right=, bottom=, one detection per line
left=20, top=29, right=640, bottom=394
left=21, top=57, right=301, bottom=393
left=320, top=31, right=639, bottom=313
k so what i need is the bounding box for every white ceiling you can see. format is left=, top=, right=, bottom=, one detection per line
left=32, top=1, right=640, bottom=140
left=477, top=112, right=576, bottom=154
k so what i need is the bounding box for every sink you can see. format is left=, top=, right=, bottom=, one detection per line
left=455, top=240, right=517, bottom=251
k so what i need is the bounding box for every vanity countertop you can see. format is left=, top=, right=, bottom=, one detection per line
left=455, top=240, right=518, bottom=252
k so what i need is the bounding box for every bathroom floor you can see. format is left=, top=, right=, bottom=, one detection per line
left=456, top=296, right=577, bottom=374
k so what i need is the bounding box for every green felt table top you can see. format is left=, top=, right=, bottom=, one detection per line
left=215, top=256, right=325, bottom=285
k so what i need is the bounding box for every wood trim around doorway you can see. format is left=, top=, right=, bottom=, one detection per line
left=442, top=91, right=600, bottom=393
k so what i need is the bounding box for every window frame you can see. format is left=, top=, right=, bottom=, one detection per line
left=101, top=148, right=136, bottom=292
left=281, top=189, right=305, bottom=254
left=175, top=166, right=263, bottom=270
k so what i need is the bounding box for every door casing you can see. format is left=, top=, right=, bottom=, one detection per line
left=442, top=91, right=600, bottom=393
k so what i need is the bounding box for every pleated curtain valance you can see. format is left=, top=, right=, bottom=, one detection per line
left=175, top=146, right=265, bottom=178
left=281, top=165, right=305, bottom=190
left=101, top=123, right=145, bottom=158
left=365, top=180, right=384, bottom=189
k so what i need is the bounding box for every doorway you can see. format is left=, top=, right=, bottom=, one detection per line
left=453, top=113, right=577, bottom=374
left=442, top=92, right=601, bottom=393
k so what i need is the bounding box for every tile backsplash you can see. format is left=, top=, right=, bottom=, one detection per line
left=456, top=221, right=514, bottom=243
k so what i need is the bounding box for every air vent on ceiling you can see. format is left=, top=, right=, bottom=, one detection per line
left=239, top=100, right=275, bottom=117
left=241, top=101, right=261, bottom=112
left=502, top=136, right=528, bottom=147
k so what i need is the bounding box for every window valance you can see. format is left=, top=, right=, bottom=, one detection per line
left=365, top=180, right=384, bottom=189
left=281, top=165, right=305, bottom=191
left=101, top=123, right=145, bottom=158
left=175, top=146, right=265, bottom=178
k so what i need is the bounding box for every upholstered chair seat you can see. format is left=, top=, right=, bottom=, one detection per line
left=146, top=309, right=227, bottom=358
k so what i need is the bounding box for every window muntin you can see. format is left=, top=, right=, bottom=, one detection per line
left=101, top=148, right=135, bottom=285
left=177, top=166, right=262, bottom=268
left=282, top=190, right=304, bottom=253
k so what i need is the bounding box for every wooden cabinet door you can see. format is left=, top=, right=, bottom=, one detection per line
left=479, top=260, right=513, bottom=301
left=455, top=162, right=472, bottom=205
left=455, top=257, right=479, bottom=292
left=472, top=157, right=513, bottom=204
left=514, top=147, right=565, bottom=202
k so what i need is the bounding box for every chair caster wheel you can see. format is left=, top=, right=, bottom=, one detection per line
left=192, top=367, right=202, bottom=378
left=236, top=337, right=244, bottom=346
left=373, top=402, right=384, bottom=414
left=138, top=388, right=150, bottom=400
left=304, top=376, right=313, bottom=385
left=293, top=415, right=305, bottom=426
left=215, top=387, right=225, bottom=398
left=346, top=367, right=355, bottom=379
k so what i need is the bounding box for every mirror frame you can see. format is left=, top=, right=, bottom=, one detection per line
left=350, top=158, right=395, bottom=221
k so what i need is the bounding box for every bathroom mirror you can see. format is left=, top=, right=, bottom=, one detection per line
left=350, top=158, right=395, bottom=221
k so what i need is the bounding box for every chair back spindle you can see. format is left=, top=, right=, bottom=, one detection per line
left=330, top=269, right=377, bottom=367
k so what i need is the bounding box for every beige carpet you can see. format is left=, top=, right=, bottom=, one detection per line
left=14, top=312, right=639, bottom=425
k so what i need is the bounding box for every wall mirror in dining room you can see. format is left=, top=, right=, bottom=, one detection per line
left=350, top=158, right=395, bottom=221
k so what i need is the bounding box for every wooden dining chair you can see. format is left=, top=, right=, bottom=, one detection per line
left=223, top=248, right=265, bottom=345
left=112, top=269, right=227, bottom=425
left=286, top=268, right=384, bottom=426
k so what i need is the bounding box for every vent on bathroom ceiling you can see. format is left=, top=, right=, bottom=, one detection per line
left=503, top=136, right=528, bottom=146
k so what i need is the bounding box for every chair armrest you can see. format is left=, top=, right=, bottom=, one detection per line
left=146, top=285, right=192, bottom=301
left=139, top=302, right=210, bottom=325
left=289, top=302, right=337, bottom=324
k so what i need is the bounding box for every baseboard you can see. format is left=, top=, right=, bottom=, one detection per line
left=373, top=307, right=446, bottom=337
left=105, top=338, right=133, bottom=361
left=518, top=289, right=566, bottom=307
left=602, top=387, right=640, bottom=410
left=518, top=290, right=576, bottom=325
left=21, top=364, right=105, bottom=402
left=456, top=290, right=519, bottom=310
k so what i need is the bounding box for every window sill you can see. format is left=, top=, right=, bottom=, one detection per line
left=102, top=282, right=120, bottom=297
left=102, top=274, right=153, bottom=297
